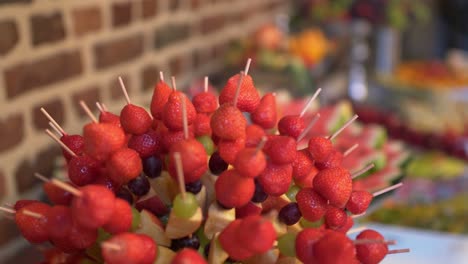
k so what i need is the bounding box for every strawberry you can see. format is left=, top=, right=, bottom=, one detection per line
left=102, top=233, right=146, bottom=264
left=162, top=91, right=196, bottom=131
left=99, top=110, right=121, bottom=127
left=83, top=123, right=126, bottom=162
left=308, top=136, right=333, bottom=163
left=235, top=201, right=262, bottom=219
left=233, top=147, right=266, bottom=178
left=313, top=167, right=352, bottom=208
left=245, top=124, right=266, bottom=147
left=45, top=206, right=73, bottom=240
left=316, top=149, right=343, bottom=170
left=217, top=137, right=246, bottom=164
left=251, top=92, right=277, bottom=129
left=13, top=200, right=37, bottom=211
left=168, top=138, right=208, bottom=184
left=103, top=198, right=133, bottom=234
left=356, top=229, right=388, bottom=264
left=150, top=80, right=172, bottom=119
left=336, top=215, right=354, bottom=233
left=313, top=230, right=357, bottom=264
left=237, top=215, right=276, bottom=254
left=64, top=221, right=98, bottom=250
left=292, top=149, right=314, bottom=183
left=43, top=181, right=73, bottom=206
left=140, top=234, right=158, bottom=264
left=324, top=207, right=348, bottom=230
left=278, top=115, right=305, bottom=139
left=257, top=161, right=292, bottom=196
left=15, top=202, right=51, bottom=243
left=72, top=185, right=116, bottom=229
left=60, top=134, right=84, bottom=161
left=215, top=169, right=254, bottom=208
left=219, top=73, right=260, bottom=113
left=263, top=135, right=297, bottom=164
left=295, top=228, right=324, bottom=263
left=193, top=113, right=212, bottom=136
left=127, top=130, right=161, bottom=158
left=346, top=190, right=373, bottom=215
left=171, top=248, right=206, bottom=264
left=107, top=148, right=142, bottom=185
left=210, top=103, right=246, bottom=140
left=296, top=188, right=327, bottom=222
left=161, top=128, right=194, bottom=153
left=294, top=166, right=318, bottom=188
left=219, top=219, right=254, bottom=261
left=68, top=155, right=101, bottom=186
left=120, top=104, right=152, bottom=135
left=192, top=91, right=218, bottom=114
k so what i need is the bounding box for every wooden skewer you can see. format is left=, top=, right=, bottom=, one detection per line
left=329, top=114, right=358, bottom=140
left=45, top=129, right=77, bottom=158
left=171, top=76, right=177, bottom=91
left=300, top=88, right=322, bottom=118
left=233, top=71, right=244, bottom=108
left=204, top=76, right=209, bottom=93
left=159, top=71, right=164, bottom=82
left=40, top=108, right=66, bottom=135
left=347, top=226, right=368, bottom=235
left=118, top=76, right=131, bottom=105
left=23, top=210, right=44, bottom=219
left=343, top=143, right=359, bottom=157
left=373, top=182, right=403, bottom=197
left=173, top=152, right=186, bottom=200
left=48, top=122, right=63, bottom=137
left=79, top=101, right=98, bottom=123
left=388, top=248, right=410, bottom=254
left=244, top=58, right=252, bottom=75
left=352, top=164, right=375, bottom=179
left=101, top=241, right=121, bottom=251
left=351, top=212, right=366, bottom=218
left=0, top=206, right=16, bottom=214
left=297, top=113, right=321, bottom=142
left=34, top=172, right=50, bottom=183
left=50, top=179, right=82, bottom=197
left=353, top=239, right=396, bottom=245
left=101, top=103, right=109, bottom=112
left=96, top=102, right=104, bottom=112
left=254, top=136, right=268, bottom=155
left=181, top=94, right=189, bottom=140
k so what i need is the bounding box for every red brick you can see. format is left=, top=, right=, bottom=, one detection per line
left=32, top=99, right=65, bottom=131
left=71, top=85, right=101, bottom=118
left=0, top=218, right=20, bottom=247
left=190, top=0, right=201, bottom=10
left=0, top=20, right=18, bottom=55
left=141, top=65, right=159, bottom=91
left=35, top=146, right=61, bottom=182
left=109, top=74, right=130, bottom=100
left=72, top=6, right=102, bottom=37
left=141, top=0, right=157, bottom=19
left=169, top=0, right=181, bottom=11
left=30, top=12, right=66, bottom=46
left=94, top=34, right=144, bottom=69
left=169, top=56, right=183, bottom=77
left=15, top=158, right=35, bottom=193
left=201, top=15, right=225, bottom=35
left=154, top=24, right=189, bottom=49
left=0, top=0, right=32, bottom=4
left=112, top=1, right=132, bottom=28
left=0, top=113, right=24, bottom=153
left=4, top=50, right=83, bottom=99
left=0, top=168, right=6, bottom=200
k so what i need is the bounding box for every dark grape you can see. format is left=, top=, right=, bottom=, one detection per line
left=251, top=180, right=268, bottom=203
left=185, top=180, right=202, bottom=194
left=127, top=174, right=150, bottom=196
left=143, top=156, right=163, bottom=178
left=116, top=187, right=134, bottom=205
left=208, top=151, right=228, bottom=175
left=170, top=235, right=200, bottom=251
left=278, top=202, right=302, bottom=226
left=204, top=242, right=210, bottom=258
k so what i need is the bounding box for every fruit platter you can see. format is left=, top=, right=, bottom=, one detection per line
left=0, top=59, right=410, bottom=264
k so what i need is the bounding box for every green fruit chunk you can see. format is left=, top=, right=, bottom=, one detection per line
left=131, top=207, right=141, bottom=231
left=173, top=193, right=198, bottom=219
left=300, top=218, right=323, bottom=228
left=197, top=135, right=215, bottom=155
left=286, top=185, right=300, bottom=202
left=278, top=233, right=297, bottom=257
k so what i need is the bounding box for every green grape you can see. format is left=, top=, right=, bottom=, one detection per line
left=286, top=185, right=300, bottom=202
left=197, top=135, right=215, bottom=155
left=131, top=207, right=141, bottom=231
left=196, top=227, right=209, bottom=247
left=173, top=193, right=198, bottom=219
left=277, top=233, right=297, bottom=257
left=300, top=218, right=323, bottom=228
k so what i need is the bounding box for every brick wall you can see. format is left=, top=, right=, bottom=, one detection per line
left=0, top=0, right=290, bottom=261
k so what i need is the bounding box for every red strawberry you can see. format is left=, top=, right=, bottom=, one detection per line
left=161, top=128, right=194, bottom=153
left=66, top=221, right=98, bottom=250
left=13, top=200, right=37, bottom=211
left=150, top=80, right=172, bottom=119
left=237, top=215, right=276, bottom=254
left=127, top=130, right=161, bottom=158
left=251, top=92, right=277, bottom=129
left=346, top=190, right=373, bottom=215
left=336, top=215, right=354, bottom=233
left=140, top=234, right=158, bottom=264
left=296, top=188, right=327, bottom=222
left=313, top=167, right=352, bottom=208
left=245, top=124, right=266, bottom=147
left=324, top=207, right=348, bottom=230
left=107, top=148, right=142, bottom=185
left=43, top=181, right=73, bottom=206
left=316, top=149, right=343, bottom=170
left=292, top=149, right=314, bottom=182
left=294, top=166, right=318, bottom=188
left=15, top=202, right=51, bottom=243
left=102, top=233, right=146, bottom=264
left=120, top=104, right=152, bottom=135
left=103, top=198, right=133, bottom=234
left=192, top=91, right=218, bottom=114
left=235, top=202, right=262, bottom=219
left=295, top=228, right=324, bottom=263
left=313, top=230, right=356, bottom=264
left=211, top=103, right=246, bottom=140
left=45, top=206, right=73, bottom=240
left=308, top=136, right=333, bottom=163
left=219, top=219, right=254, bottom=261
left=68, top=155, right=101, bottom=186
left=83, top=123, right=126, bottom=162
left=219, top=73, right=260, bottom=113
left=99, top=110, right=121, bottom=127
left=162, top=91, right=196, bottom=131
left=257, top=161, right=292, bottom=196
left=218, top=137, right=246, bottom=164
left=193, top=113, right=212, bottom=136
left=171, top=248, right=206, bottom=264
left=263, top=135, right=297, bottom=164
left=233, top=147, right=267, bottom=178
left=72, top=185, right=116, bottom=229
left=278, top=115, right=305, bottom=139
left=168, top=138, right=208, bottom=184
left=215, top=169, right=254, bottom=208
left=356, top=229, right=388, bottom=264
left=60, top=134, right=84, bottom=161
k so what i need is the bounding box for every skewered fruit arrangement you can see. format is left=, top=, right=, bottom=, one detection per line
left=1, top=59, right=409, bottom=263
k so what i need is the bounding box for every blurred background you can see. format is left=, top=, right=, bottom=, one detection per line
left=0, top=0, right=466, bottom=263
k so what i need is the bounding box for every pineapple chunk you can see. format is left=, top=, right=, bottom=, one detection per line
left=165, top=207, right=203, bottom=239
left=244, top=248, right=280, bottom=264
left=149, top=171, right=178, bottom=205
left=135, top=210, right=171, bottom=247
left=204, top=202, right=235, bottom=239
left=276, top=256, right=302, bottom=264
left=153, top=246, right=176, bottom=264
left=208, top=233, right=228, bottom=264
